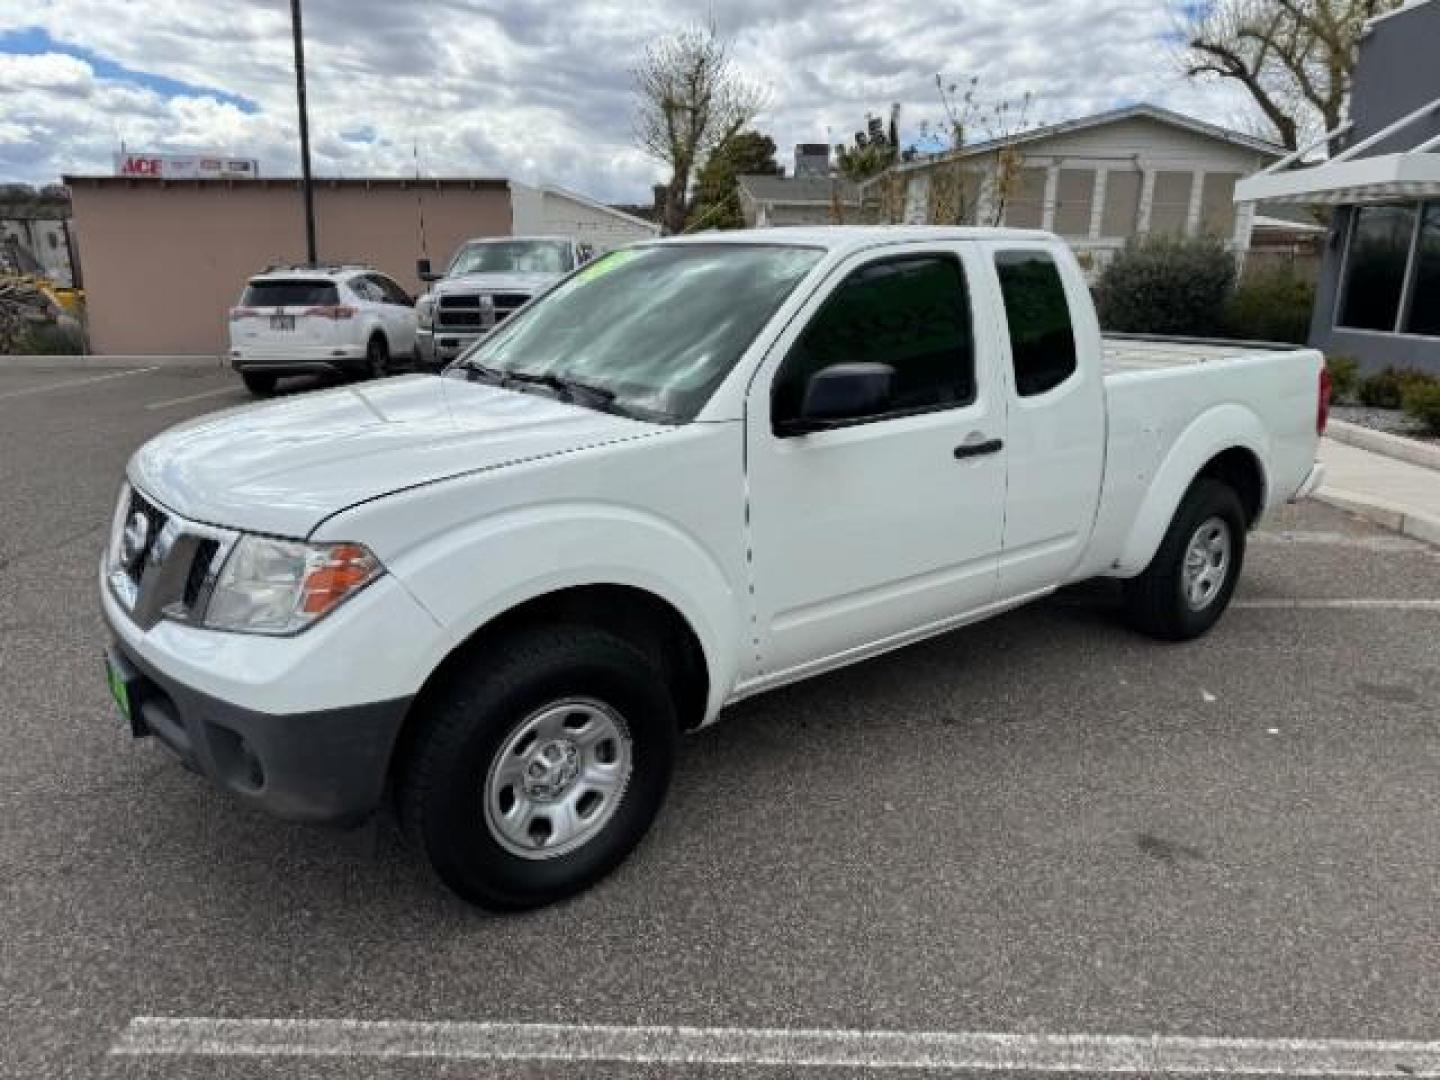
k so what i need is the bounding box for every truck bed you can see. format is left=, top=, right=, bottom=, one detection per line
left=1102, top=333, right=1301, bottom=376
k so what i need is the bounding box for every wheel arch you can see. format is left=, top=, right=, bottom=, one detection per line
left=389, top=582, right=713, bottom=796
left=1114, top=404, right=1270, bottom=576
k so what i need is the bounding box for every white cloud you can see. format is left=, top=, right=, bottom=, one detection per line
left=0, top=0, right=1272, bottom=201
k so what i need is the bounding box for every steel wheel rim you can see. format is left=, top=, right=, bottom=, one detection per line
left=483, top=697, right=634, bottom=860
left=1182, top=515, right=1231, bottom=611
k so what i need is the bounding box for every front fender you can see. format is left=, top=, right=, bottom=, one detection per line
left=1115, top=403, right=1270, bottom=575
left=382, top=501, right=743, bottom=723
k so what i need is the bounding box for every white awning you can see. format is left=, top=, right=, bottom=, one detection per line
left=1235, top=151, right=1440, bottom=206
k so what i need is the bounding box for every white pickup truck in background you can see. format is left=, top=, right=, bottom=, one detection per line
left=414, top=235, right=594, bottom=367
left=101, top=228, right=1328, bottom=909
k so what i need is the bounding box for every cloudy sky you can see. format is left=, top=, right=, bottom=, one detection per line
left=0, top=0, right=1263, bottom=203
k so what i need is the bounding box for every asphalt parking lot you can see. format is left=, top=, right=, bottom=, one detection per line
left=2, top=362, right=1438, bottom=1079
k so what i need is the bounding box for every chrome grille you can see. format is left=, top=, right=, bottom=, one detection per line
left=107, top=484, right=237, bottom=631
left=436, top=291, right=531, bottom=331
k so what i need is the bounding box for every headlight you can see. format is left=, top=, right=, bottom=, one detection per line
left=415, top=294, right=435, bottom=328
left=203, top=536, right=383, bottom=635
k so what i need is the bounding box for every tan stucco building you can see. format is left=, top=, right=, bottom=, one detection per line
left=64, top=176, right=657, bottom=356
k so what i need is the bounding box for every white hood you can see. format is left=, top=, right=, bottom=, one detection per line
left=430, top=271, right=560, bottom=296
left=128, top=375, right=662, bottom=538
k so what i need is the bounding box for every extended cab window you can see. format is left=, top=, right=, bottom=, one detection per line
left=772, top=255, right=975, bottom=427
left=994, top=250, right=1077, bottom=397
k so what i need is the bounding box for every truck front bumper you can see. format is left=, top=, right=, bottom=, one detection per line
left=416, top=328, right=483, bottom=368
left=105, top=637, right=410, bottom=826
left=99, top=568, right=436, bottom=827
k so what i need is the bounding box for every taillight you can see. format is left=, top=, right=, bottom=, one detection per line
left=229, top=307, right=260, bottom=320
left=1318, top=364, right=1333, bottom=435
left=303, top=305, right=357, bottom=320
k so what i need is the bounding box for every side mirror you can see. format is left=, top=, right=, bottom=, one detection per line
left=416, top=258, right=439, bottom=283
left=777, top=362, right=895, bottom=435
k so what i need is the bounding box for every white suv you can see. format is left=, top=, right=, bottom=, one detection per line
left=228, top=266, right=419, bottom=395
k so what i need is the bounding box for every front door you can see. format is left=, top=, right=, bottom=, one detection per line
left=744, top=245, right=1008, bottom=685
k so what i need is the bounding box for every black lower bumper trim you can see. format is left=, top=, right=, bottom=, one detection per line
left=109, top=637, right=412, bottom=827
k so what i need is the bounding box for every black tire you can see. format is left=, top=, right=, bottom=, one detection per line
left=1123, top=477, right=1247, bottom=641
left=366, top=334, right=390, bottom=380
left=398, top=624, right=677, bottom=910
left=241, top=371, right=278, bottom=396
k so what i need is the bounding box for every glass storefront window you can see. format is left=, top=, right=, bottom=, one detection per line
left=1338, top=204, right=1417, bottom=331
left=1403, top=204, right=1440, bottom=337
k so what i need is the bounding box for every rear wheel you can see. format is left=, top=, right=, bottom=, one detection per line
left=366, top=335, right=390, bottom=380
left=1123, top=478, right=1247, bottom=641
left=399, top=624, right=677, bottom=910
left=241, top=371, right=277, bottom=397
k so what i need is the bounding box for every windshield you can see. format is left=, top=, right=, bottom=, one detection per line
left=453, top=244, right=823, bottom=422
left=448, top=240, right=576, bottom=276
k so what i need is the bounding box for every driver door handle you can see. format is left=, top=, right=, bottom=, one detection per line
left=953, top=437, right=1003, bottom=460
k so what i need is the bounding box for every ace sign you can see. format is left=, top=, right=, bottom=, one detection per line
left=114, top=153, right=258, bottom=180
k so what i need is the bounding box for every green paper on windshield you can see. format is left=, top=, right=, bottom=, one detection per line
left=575, top=248, right=642, bottom=284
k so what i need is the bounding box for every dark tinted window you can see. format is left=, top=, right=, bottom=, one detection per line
left=773, top=256, right=974, bottom=426
left=995, top=250, right=1078, bottom=396
left=1339, top=205, right=1415, bottom=331
left=1403, top=203, right=1440, bottom=337
left=369, top=274, right=411, bottom=305
left=240, top=280, right=338, bottom=307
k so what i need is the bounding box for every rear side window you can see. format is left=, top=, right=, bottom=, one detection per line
left=773, top=255, right=975, bottom=426
left=240, top=280, right=339, bottom=307
left=994, top=251, right=1077, bottom=396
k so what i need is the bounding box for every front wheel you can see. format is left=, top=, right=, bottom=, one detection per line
left=398, top=624, right=677, bottom=910
left=241, top=371, right=277, bottom=396
left=1123, top=478, right=1247, bottom=641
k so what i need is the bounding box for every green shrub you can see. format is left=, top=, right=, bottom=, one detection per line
left=1358, top=366, right=1436, bottom=409
left=1096, top=235, right=1237, bottom=337
left=16, top=320, right=86, bottom=356
left=1401, top=382, right=1440, bottom=434
left=1224, top=267, right=1315, bottom=343
left=1326, top=356, right=1360, bottom=404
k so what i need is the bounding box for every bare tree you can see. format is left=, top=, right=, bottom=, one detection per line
left=1182, top=0, right=1401, bottom=151
left=920, top=77, right=1035, bottom=227
left=633, top=25, right=767, bottom=235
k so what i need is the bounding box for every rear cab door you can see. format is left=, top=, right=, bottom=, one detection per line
left=742, top=239, right=1009, bottom=686
left=982, top=241, right=1106, bottom=597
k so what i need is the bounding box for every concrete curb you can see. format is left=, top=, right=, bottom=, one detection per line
left=0, top=355, right=225, bottom=372
left=1326, top=418, right=1440, bottom=472
left=1314, top=486, right=1440, bottom=548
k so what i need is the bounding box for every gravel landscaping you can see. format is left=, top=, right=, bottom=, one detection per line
left=1332, top=404, right=1439, bottom=445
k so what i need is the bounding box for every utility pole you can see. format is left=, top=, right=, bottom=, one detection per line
left=290, top=0, right=317, bottom=264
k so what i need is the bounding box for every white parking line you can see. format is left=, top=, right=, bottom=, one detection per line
left=0, top=365, right=160, bottom=402
left=1233, top=598, right=1440, bottom=610
left=144, top=386, right=241, bottom=410
left=111, top=1018, right=1440, bottom=1075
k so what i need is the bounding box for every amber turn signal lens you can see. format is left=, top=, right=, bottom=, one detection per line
left=299, top=543, right=381, bottom=616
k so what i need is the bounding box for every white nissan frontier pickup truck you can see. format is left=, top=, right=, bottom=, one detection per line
left=101, top=228, right=1329, bottom=909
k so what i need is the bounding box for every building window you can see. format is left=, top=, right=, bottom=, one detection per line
left=1148, top=171, right=1194, bottom=234
left=1053, top=169, right=1095, bottom=237
left=1403, top=204, right=1440, bottom=337
left=1199, top=173, right=1239, bottom=238
left=1003, top=168, right=1048, bottom=229
left=1101, top=170, right=1142, bottom=238
left=1338, top=204, right=1417, bottom=332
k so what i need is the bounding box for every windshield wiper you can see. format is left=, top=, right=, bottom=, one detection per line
left=500, top=369, right=617, bottom=407
left=457, top=360, right=624, bottom=414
